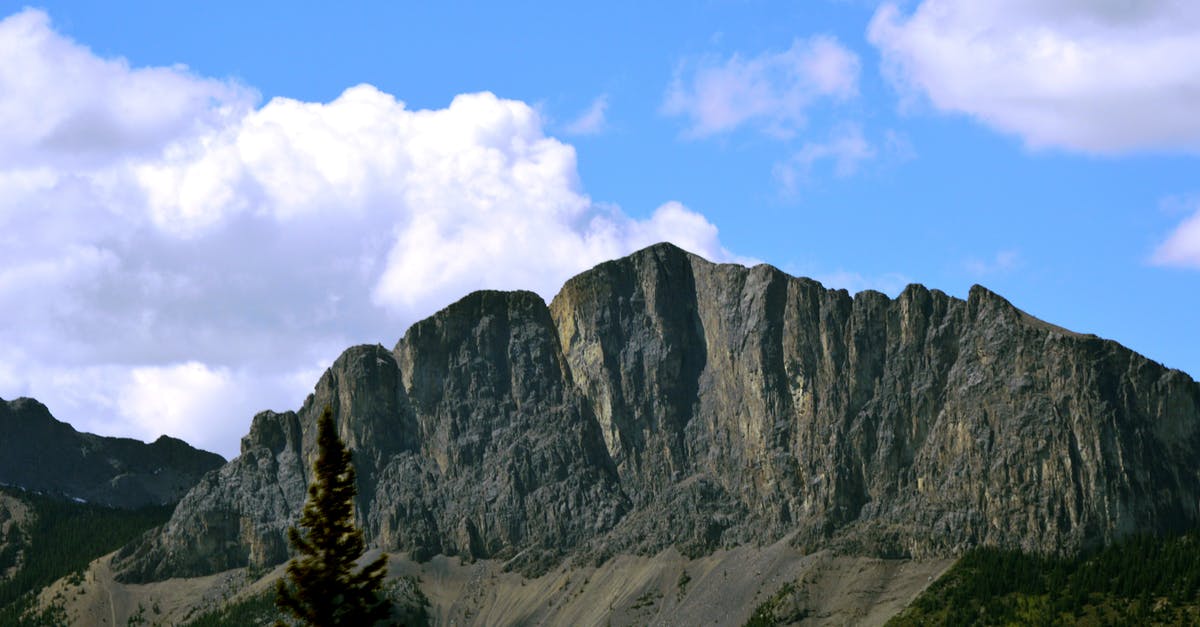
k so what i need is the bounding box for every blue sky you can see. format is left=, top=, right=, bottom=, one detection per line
left=1, top=1, right=1198, bottom=457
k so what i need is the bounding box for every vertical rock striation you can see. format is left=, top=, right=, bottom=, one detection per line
left=117, top=291, right=627, bottom=580
left=551, top=246, right=1200, bottom=558
left=114, top=243, right=1200, bottom=582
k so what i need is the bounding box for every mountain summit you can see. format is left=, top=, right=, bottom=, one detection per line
left=114, top=243, right=1200, bottom=583
left=0, top=397, right=224, bottom=508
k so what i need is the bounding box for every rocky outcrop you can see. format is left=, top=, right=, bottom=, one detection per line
left=114, top=243, right=1200, bottom=582
left=117, top=292, right=628, bottom=581
left=550, top=247, right=1200, bottom=559
left=0, top=397, right=225, bottom=508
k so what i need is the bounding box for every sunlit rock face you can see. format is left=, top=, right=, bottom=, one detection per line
left=114, top=243, right=1200, bottom=582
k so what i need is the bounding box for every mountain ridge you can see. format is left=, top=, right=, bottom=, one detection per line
left=112, top=242, right=1200, bottom=584
left=0, top=396, right=225, bottom=508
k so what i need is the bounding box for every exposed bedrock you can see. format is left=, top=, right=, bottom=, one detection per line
left=114, top=243, right=1200, bottom=582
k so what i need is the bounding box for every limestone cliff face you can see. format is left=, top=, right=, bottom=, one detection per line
left=550, top=246, right=1200, bottom=558
left=376, top=290, right=626, bottom=573
left=117, top=291, right=627, bottom=580
left=114, top=244, right=1200, bottom=582
left=0, top=397, right=224, bottom=508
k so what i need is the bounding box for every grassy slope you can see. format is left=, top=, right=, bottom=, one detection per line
left=0, top=487, right=173, bottom=626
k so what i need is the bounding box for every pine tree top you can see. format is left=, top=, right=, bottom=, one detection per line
left=275, top=406, right=391, bottom=626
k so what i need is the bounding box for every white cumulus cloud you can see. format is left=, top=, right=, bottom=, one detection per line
left=0, top=9, right=741, bottom=458
left=118, top=363, right=245, bottom=452
left=869, top=0, right=1200, bottom=153
left=0, top=9, right=254, bottom=168
left=663, top=35, right=860, bottom=138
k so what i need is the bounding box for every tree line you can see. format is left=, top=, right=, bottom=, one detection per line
left=0, top=487, right=172, bottom=625
left=889, top=531, right=1200, bottom=625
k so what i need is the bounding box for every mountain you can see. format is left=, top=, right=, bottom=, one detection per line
left=0, top=397, right=225, bottom=508
left=112, top=242, right=1200, bottom=591
left=0, top=486, right=174, bottom=624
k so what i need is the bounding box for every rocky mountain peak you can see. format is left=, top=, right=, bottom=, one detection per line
left=114, top=243, right=1200, bottom=583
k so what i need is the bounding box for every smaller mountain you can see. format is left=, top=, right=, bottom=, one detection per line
left=0, top=396, right=225, bottom=508
left=0, top=486, right=174, bottom=625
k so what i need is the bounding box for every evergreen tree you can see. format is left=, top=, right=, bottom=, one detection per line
left=275, top=406, right=391, bottom=626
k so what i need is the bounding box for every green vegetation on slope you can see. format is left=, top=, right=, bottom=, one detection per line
left=889, top=531, right=1200, bottom=626
left=182, top=590, right=280, bottom=627
left=0, top=486, right=173, bottom=625
left=182, top=576, right=430, bottom=626
left=744, top=581, right=802, bottom=626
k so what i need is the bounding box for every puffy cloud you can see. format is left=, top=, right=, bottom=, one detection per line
left=1152, top=209, right=1200, bottom=268
left=0, top=8, right=254, bottom=168
left=0, top=9, right=740, bottom=458
left=663, top=36, right=860, bottom=138
left=564, top=95, right=609, bottom=136
left=117, top=363, right=245, bottom=453
left=869, top=0, right=1200, bottom=153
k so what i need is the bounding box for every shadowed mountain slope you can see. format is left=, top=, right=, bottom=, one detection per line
left=0, top=397, right=225, bottom=508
